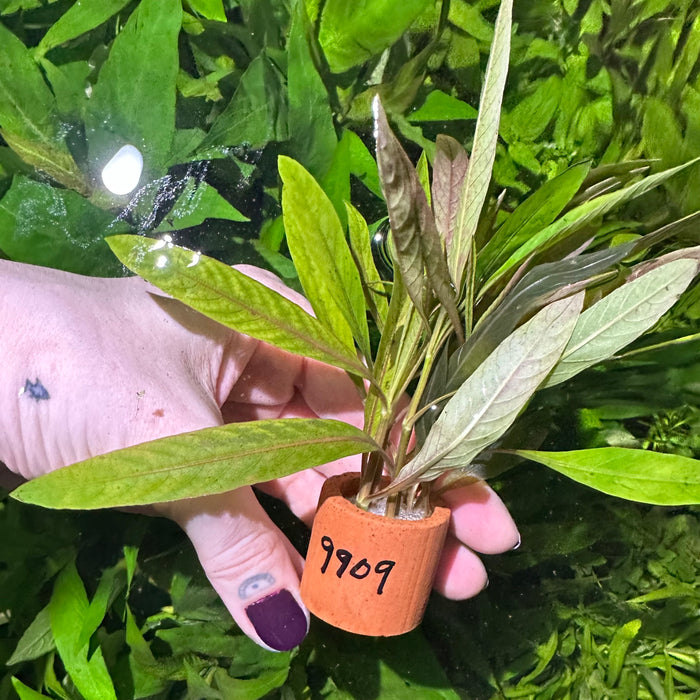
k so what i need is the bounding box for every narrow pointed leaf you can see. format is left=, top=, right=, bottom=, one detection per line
left=375, top=98, right=429, bottom=316
left=155, top=179, right=248, bottom=231
left=432, top=134, right=469, bottom=246
left=607, top=620, right=642, bottom=688
left=419, top=243, right=635, bottom=438
left=485, top=158, right=700, bottom=292
left=545, top=258, right=700, bottom=387
left=392, top=293, right=583, bottom=488
left=477, top=161, right=591, bottom=281
left=86, top=0, right=181, bottom=171
left=626, top=243, right=700, bottom=280
left=280, top=156, right=370, bottom=359
left=629, top=210, right=700, bottom=257
left=449, top=0, right=512, bottom=288
left=7, top=607, right=54, bottom=666
left=515, top=448, right=700, bottom=505
left=11, top=419, right=377, bottom=509
left=452, top=242, right=636, bottom=387
left=317, top=0, right=432, bottom=73
left=186, top=0, right=227, bottom=21
left=12, top=678, right=52, bottom=700
left=416, top=150, right=431, bottom=202
left=374, top=98, right=462, bottom=337
left=0, top=25, right=84, bottom=191
left=347, top=129, right=383, bottom=199
left=107, top=235, right=369, bottom=378
left=37, top=0, right=132, bottom=57
left=346, top=201, right=389, bottom=331
left=49, top=563, right=117, bottom=700
left=202, top=54, right=288, bottom=149
left=286, top=2, right=337, bottom=178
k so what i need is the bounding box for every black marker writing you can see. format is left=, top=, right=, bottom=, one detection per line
left=319, top=535, right=395, bottom=595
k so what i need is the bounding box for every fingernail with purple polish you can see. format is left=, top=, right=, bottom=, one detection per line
left=245, top=589, right=308, bottom=651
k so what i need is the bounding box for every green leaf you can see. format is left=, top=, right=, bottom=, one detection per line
left=517, top=630, right=558, bottom=687
left=642, top=98, right=685, bottom=168
left=448, top=1, right=493, bottom=43
left=515, top=449, right=700, bottom=505
left=417, top=150, right=431, bottom=202
left=156, top=179, right=248, bottom=231
left=545, top=258, right=700, bottom=387
left=11, top=419, right=377, bottom=509
left=124, top=545, right=138, bottom=590
left=346, top=201, right=389, bottom=331
left=0, top=176, right=128, bottom=275
left=313, top=627, right=461, bottom=699
left=169, top=127, right=208, bottom=164
left=40, top=59, right=91, bottom=117
left=409, top=90, right=478, bottom=122
left=11, top=678, right=51, bottom=700
left=320, top=132, right=351, bottom=228
left=392, top=293, right=583, bottom=487
left=49, top=562, right=118, bottom=699
left=317, top=0, right=432, bottom=73
left=0, top=25, right=84, bottom=192
left=346, top=129, right=383, bottom=199
left=7, top=606, right=55, bottom=665
left=86, top=0, right=181, bottom=172
left=500, top=75, right=562, bottom=144
left=107, top=234, right=369, bottom=377
left=37, top=0, right=132, bottom=57
left=607, top=619, right=642, bottom=687
left=374, top=99, right=462, bottom=338
left=124, top=606, right=169, bottom=698
left=77, top=565, right=122, bottom=650
left=449, top=0, right=512, bottom=289
left=212, top=666, right=289, bottom=699
left=486, top=158, right=700, bottom=289
left=280, top=156, right=371, bottom=359
left=203, top=53, right=288, bottom=149
left=287, top=1, right=337, bottom=178
left=432, top=134, right=469, bottom=246
left=477, top=161, right=591, bottom=282
left=187, top=0, right=227, bottom=22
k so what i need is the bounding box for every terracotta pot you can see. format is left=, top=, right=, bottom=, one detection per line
left=300, top=473, right=451, bottom=637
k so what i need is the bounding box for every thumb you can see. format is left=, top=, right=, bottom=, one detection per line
left=158, top=488, right=309, bottom=652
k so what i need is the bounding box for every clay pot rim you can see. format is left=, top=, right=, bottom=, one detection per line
left=321, top=472, right=451, bottom=530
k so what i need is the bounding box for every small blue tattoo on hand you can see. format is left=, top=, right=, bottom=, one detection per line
left=21, top=378, right=50, bottom=401
left=238, top=573, right=275, bottom=600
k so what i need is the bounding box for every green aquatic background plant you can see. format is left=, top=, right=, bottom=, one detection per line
left=1, top=0, right=699, bottom=697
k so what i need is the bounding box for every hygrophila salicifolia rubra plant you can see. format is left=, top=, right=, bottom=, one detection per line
left=13, top=0, right=700, bottom=514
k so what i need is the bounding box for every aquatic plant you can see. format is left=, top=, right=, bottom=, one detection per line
left=14, top=0, right=700, bottom=521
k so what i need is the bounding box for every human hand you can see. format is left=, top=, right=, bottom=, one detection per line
left=0, top=260, right=520, bottom=650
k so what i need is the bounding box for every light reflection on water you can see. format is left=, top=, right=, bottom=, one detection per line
left=101, top=144, right=143, bottom=195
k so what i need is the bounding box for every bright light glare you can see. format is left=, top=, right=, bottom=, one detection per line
left=101, top=144, right=143, bottom=195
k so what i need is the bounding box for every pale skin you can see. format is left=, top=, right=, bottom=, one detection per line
left=0, top=259, right=520, bottom=650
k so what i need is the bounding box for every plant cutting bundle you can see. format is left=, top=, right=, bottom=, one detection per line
left=14, top=0, right=700, bottom=637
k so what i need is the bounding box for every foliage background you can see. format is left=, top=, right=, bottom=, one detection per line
left=0, top=0, right=699, bottom=697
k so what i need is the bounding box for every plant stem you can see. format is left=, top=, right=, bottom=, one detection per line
left=393, top=309, right=452, bottom=473
left=464, top=239, right=477, bottom=335
left=384, top=491, right=401, bottom=518
left=357, top=450, right=385, bottom=508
